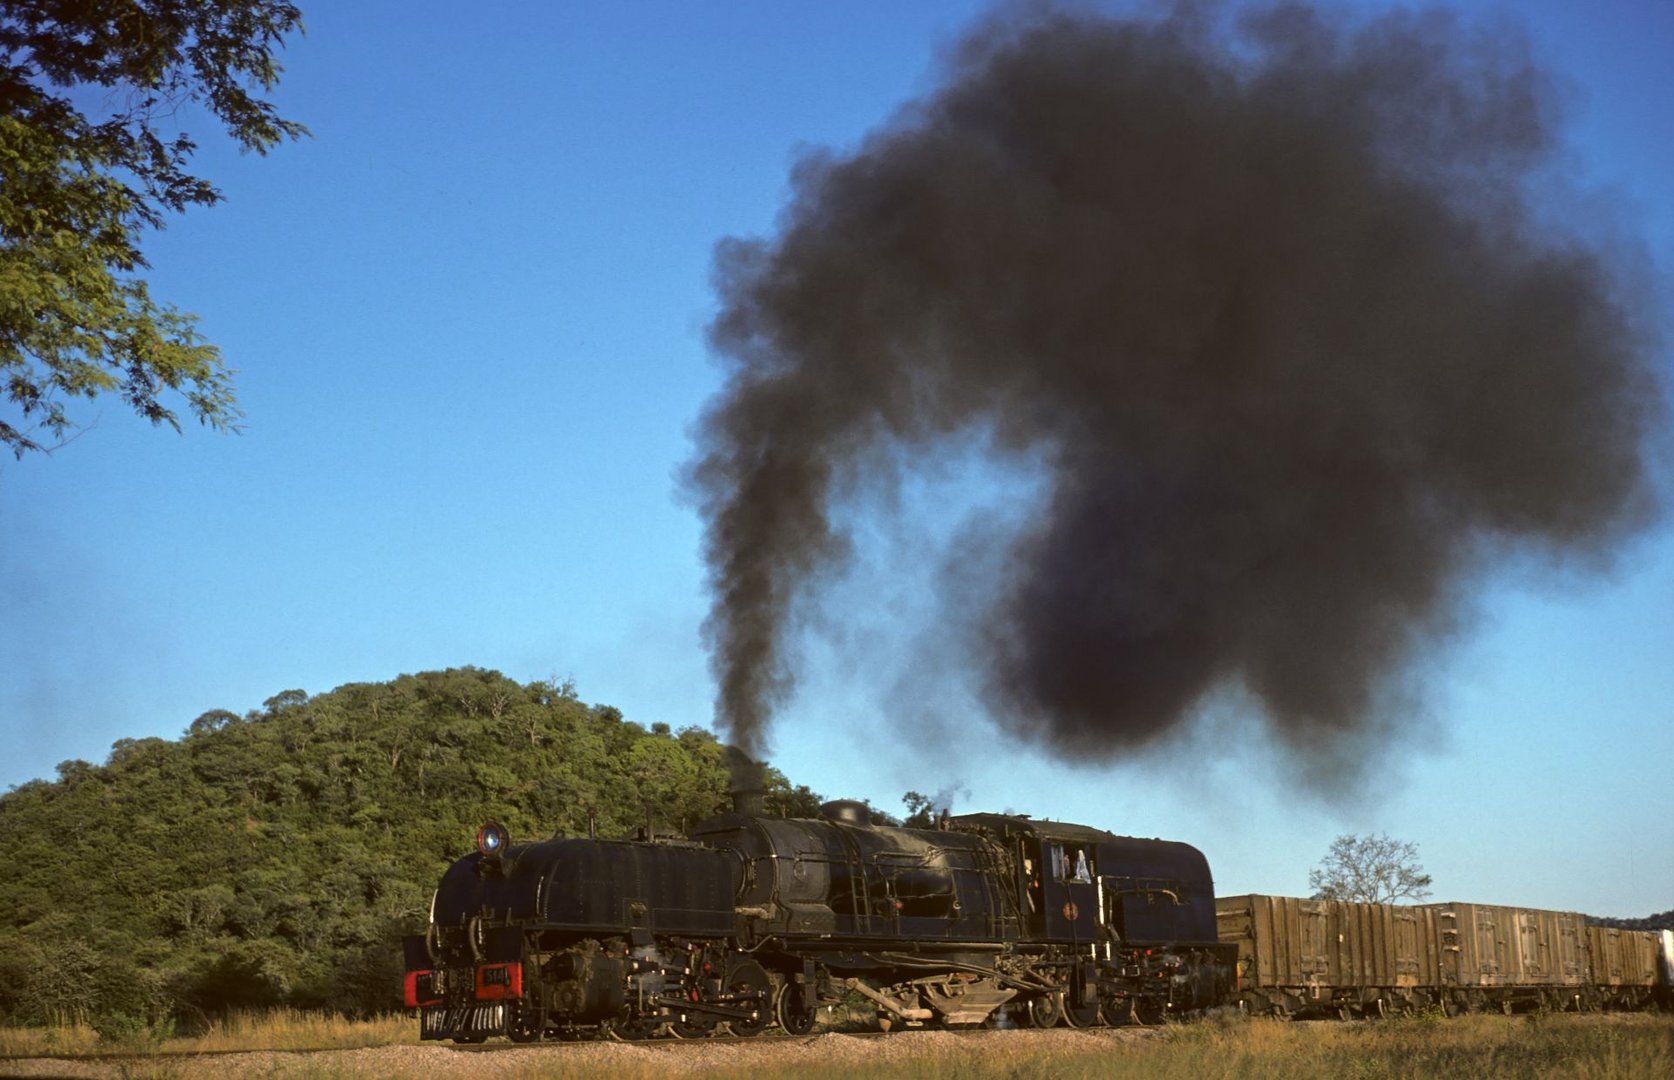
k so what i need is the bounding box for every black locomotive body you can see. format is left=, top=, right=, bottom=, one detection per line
left=404, top=802, right=1235, bottom=1041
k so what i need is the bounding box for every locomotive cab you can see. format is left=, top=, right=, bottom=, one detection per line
left=950, top=813, right=1234, bottom=1022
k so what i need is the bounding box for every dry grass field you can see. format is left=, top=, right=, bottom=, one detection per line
left=1121, top=1011, right=1672, bottom=1080
left=0, top=1010, right=1669, bottom=1079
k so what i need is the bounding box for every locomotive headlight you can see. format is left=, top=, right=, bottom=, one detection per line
left=477, top=822, right=509, bottom=858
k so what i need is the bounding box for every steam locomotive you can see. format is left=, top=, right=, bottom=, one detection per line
left=402, top=795, right=1233, bottom=1041
left=402, top=797, right=1674, bottom=1041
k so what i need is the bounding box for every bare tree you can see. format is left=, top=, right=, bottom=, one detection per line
left=1309, top=833, right=1433, bottom=904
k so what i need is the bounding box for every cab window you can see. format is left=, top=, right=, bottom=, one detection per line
left=1049, top=843, right=1095, bottom=883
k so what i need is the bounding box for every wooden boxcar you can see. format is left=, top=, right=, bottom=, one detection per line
left=1587, top=925, right=1661, bottom=1009
left=1214, top=894, right=1440, bottom=1017
left=1424, top=902, right=1588, bottom=1011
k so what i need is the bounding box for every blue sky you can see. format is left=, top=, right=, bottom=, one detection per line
left=2, top=1, right=1670, bottom=916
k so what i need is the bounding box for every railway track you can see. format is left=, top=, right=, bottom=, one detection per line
left=446, top=1028, right=886, bottom=1052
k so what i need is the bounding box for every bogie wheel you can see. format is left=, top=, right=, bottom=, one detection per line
left=668, top=1012, right=718, bottom=1039
left=1100, top=999, right=1136, bottom=1027
left=508, top=1002, right=545, bottom=1042
left=1027, top=992, right=1065, bottom=1028
left=724, top=960, right=771, bottom=1037
left=607, top=1012, right=660, bottom=1041
left=1064, top=996, right=1103, bottom=1028
left=1135, top=1000, right=1167, bottom=1026
left=777, top=982, right=819, bottom=1036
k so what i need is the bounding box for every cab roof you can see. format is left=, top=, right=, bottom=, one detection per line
left=948, top=812, right=1122, bottom=845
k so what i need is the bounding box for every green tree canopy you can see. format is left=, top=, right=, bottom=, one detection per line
left=0, top=666, right=837, bottom=1032
left=1, top=0, right=306, bottom=458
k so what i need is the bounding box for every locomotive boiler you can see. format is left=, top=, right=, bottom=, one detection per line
left=404, top=799, right=1235, bottom=1041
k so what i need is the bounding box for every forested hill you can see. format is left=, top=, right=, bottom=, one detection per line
left=0, top=667, right=821, bottom=1034
left=1587, top=911, right=1674, bottom=932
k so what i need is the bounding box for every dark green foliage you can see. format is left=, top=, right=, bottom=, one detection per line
left=1587, top=910, right=1674, bottom=931
left=1, top=1, right=305, bottom=457
left=763, top=778, right=824, bottom=819
left=0, top=667, right=806, bottom=1030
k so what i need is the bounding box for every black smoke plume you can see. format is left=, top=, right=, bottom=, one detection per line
left=688, top=2, right=1662, bottom=776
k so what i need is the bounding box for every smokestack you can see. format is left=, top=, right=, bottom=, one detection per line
left=687, top=2, right=1662, bottom=787
left=724, top=745, right=766, bottom=816
left=731, top=786, right=765, bottom=817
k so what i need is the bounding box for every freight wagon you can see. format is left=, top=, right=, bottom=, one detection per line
left=1587, top=924, right=1667, bottom=1010
left=1217, top=894, right=1673, bottom=1017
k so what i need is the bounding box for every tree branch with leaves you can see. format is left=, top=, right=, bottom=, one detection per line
left=1, top=0, right=306, bottom=459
